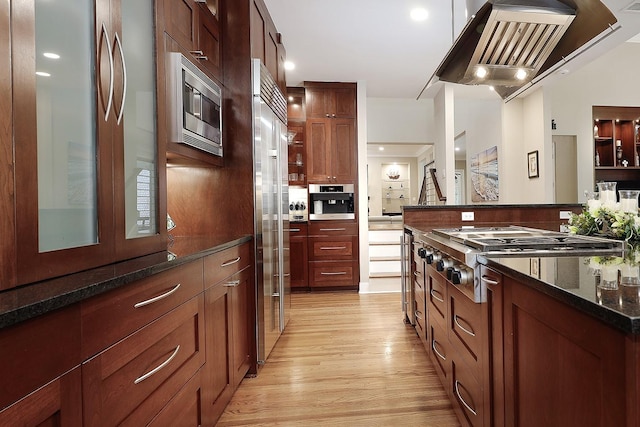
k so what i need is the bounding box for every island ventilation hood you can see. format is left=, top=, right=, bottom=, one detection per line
left=429, top=0, right=618, bottom=100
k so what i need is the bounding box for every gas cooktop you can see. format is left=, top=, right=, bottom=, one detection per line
left=430, top=226, right=624, bottom=256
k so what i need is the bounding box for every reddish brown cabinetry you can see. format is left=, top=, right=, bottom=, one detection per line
left=290, top=223, right=309, bottom=289
left=162, top=0, right=222, bottom=82
left=0, top=305, right=82, bottom=423
left=503, top=275, right=627, bottom=427
left=305, top=84, right=357, bottom=119
left=250, top=0, right=286, bottom=91
left=202, top=243, right=254, bottom=425
left=308, top=221, right=359, bottom=289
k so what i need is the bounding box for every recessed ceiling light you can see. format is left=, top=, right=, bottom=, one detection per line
left=288, top=96, right=294, bottom=101
left=475, top=66, right=488, bottom=79
left=43, top=52, right=60, bottom=59
left=455, top=147, right=460, bottom=151
left=284, top=61, right=295, bottom=71
left=379, top=147, right=384, bottom=151
left=515, top=69, right=527, bottom=80
left=410, top=7, right=428, bottom=21
left=489, top=86, right=495, bottom=91
left=36, top=71, right=51, bottom=77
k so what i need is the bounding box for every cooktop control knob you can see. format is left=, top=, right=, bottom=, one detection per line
left=452, top=267, right=473, bottom=285
left=417, top=247, right=427, bottom=258
left=446, top=266, right=455, bottom=280
left=436, top=258, right=453, bottom=272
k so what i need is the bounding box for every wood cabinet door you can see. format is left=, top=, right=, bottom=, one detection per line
left=0, top=367, right=82, bottom=426
left=306, top=119, right=332, bottom=182
left=305, top=88, right=332, bottom=118
left=198, top=8, right=222, bottom=81
left=202, top=282, right=233, bottom=425
left=331, top=119, right=357, bottom=183
left=12, top=0, right=116, bottom=284
left=503, top=277, right=627, bottom=427
left=162, top=0, right=198, bottom=51
left=289, top=231, right=308, bottom=289
left=332, top=88, right=356, bottom=118
left=229, top=267, right=253, bottom=388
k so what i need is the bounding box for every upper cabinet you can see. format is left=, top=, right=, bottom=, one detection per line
left=162, top=0, right=222, bottom=83
left=305, top=82, right=358, bottom=184
left=250, top=0, right=286, bottom=91
left=10, top=0, right=164, bottom=286
left=593, top=106, right=640, bottom=190
left=305, top=84, right=357, bottom=119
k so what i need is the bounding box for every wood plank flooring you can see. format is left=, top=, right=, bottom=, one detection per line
left=216, top=292, right=460, bottom=426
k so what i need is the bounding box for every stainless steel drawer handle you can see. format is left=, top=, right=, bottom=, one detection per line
left=454, top=315, right=476, bottom=337
left=134, top=345, right=180, bottom=384
left=481, top=276, right=499, bottom=285
left=432, top=340, right=446, bottom=361
left=289, top=228, right=300, bottom=232
left=320, top=246, right=347, bottom=250
left=454, top=380, right=477, bottom=416
left=320, top=272, right=347, bottom=276
left=224, top=280, right=240, bottom=287
left=414, top=310, right=422, bottom=320
left=221, top=257, right=241, bottom=267
left=134, top=284, right=181, bottom=308
left=430, top=289, right=444, bottom=303
left=319, top=228, right=346, bottom=231
left=413, top=271, right=420, bottom=277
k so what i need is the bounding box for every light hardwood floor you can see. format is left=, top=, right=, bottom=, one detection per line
left=216, top=292, right=460, bottom=426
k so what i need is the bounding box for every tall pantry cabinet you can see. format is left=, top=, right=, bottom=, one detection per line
left=9, top=0, right=165, bottom=287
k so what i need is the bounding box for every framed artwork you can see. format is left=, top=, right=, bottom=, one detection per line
left=527, top=150, right=539, bottom=179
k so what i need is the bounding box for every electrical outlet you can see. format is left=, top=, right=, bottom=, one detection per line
left=461, top=212, right=474, bottom=221
left=559, top=211, right=572, bottom=219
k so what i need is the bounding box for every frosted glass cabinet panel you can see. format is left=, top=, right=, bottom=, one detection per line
left=121, top=0, right=157, bottom=239
left=35, top=0, right=98, bottom=252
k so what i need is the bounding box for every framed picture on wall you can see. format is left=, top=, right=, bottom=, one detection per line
left=527, top=150, right=539, bottom=179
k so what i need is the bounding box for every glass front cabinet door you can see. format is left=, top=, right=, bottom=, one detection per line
left=12, top=0, right=164, bottom=285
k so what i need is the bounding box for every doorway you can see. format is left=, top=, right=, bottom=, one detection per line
left=553, top=135, right=578, bottom=203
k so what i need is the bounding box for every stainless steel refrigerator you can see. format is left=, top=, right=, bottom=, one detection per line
left=252, top=59, right=291, bottom=364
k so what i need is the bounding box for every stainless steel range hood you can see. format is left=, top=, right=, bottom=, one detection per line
left=429, top=0, right=618, bottom=99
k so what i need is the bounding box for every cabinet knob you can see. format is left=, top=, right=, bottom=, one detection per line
left=332, top=114, right=336, bottom=118
left=325, top=114, right=330, bottom=118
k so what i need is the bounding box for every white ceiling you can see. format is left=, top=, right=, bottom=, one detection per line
left=264, top=0, right=640, bottom=160
left=264, top=0, right=640, bottom=100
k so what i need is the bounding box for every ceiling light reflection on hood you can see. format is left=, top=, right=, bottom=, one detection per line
left=515, top=69, right=527, bottom=81
left=475, top=66, right=487, bottom=79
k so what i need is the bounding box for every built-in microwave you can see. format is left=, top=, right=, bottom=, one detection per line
left=167, top=52, right=222, bottom=156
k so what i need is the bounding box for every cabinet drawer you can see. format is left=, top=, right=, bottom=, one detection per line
left=149, top=369, right=202, bottom=426
left=429, top=314, right=450, bottom=386
left=0, top=304, right=81, bottom=410
left=414, top=288, right=427, bottom=345
left=204, top=242, right=252, bottom=288
left=81, top=260, right=204, bottom=358
left=451, top=358, right=484, bottom=427
left=83, top=295, right=205, bottom=427
left=428, top=270, right=447, bottom=323
left=308, top=221, right=358, bottom=236
left=288, top=222, right=308, bottom=236
left=413, top=263, right=425, bottom=293
left=309, top=236, right=356, bottom=260
left=309, top=261, right=358, bottom=287
left=448, top=284, right=482, bottom=377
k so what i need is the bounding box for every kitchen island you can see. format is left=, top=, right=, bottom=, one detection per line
left=403, top=204, right=640, bottom=426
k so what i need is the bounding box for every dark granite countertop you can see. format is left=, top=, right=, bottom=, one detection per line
left=0, top=234, right=252, bottom=330
left=479, top=254, right=640, bottom=334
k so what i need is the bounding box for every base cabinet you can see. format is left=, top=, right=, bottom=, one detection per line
left=308, top=221, right=359, bottom=289
left=289, top=223, right=308, bottom=290
left=503, top=276, right=628, bottom=427
left=203, top=244, right=254, bottom=425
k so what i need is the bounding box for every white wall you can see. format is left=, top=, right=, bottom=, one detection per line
left=546, top=42, right=640, bottom=202
left=454, top=97, right=502, bottom=204
left=435, top=85, right=456, bottom=202
left=367, top=98, right=435, bottom=143
left=357, top=81, right=370, bottom=289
